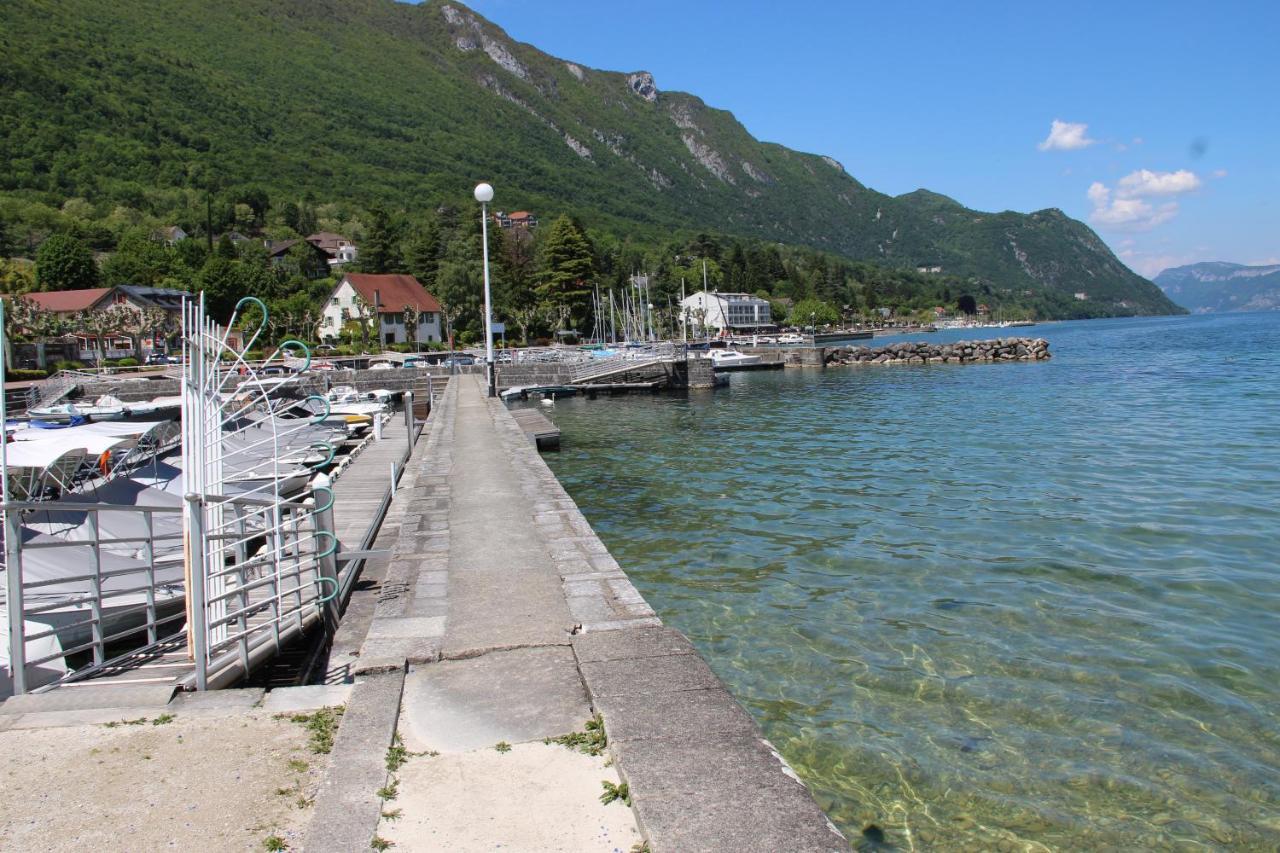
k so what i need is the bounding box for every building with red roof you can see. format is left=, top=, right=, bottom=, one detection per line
left=319, top=273, right=443, bottom=345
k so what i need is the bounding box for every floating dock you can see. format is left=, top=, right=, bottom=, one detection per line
left=508, top=408, right=561, bottom=451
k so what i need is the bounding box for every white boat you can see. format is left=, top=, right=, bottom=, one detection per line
left=28, top=394, right=127, bottom=423
left=324, top=386, right=389, bottom=417
left=707, top=349, right=763, bottom=369
left=123, top=395, right=182, bottom=420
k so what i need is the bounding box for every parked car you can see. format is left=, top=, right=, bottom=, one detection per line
left=443, top=355, right=476, bottom=367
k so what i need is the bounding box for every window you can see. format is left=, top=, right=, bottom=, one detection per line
left=331, top=298, right=339, bottom=306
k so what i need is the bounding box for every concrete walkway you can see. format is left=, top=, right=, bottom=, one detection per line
left=302, top=376, right=846, bottom=852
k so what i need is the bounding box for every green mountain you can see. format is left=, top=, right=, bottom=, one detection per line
left=0, top=0, right=1181, bottom=317
left=1154, top=262, right=1280, bottom=313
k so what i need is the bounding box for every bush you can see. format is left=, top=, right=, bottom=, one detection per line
left=116, top=357, right=139, bottom=367
left=53, top=359, right=85, bottom=371
left=6, top=368, right=49, bottom=381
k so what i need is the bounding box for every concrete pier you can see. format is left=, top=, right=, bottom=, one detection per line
left=306, top=376, right=846, bottom=852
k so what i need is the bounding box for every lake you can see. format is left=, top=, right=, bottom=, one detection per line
left=540, top=313, right=1280, bottom=850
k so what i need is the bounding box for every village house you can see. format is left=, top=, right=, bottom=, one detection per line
left=318, top=273, right=442, bottom=346
left=679, top=290, right=772, bottom=334
left=916, top=264, right=943, bottom=274
left=305, top=232, right=358, bottom=269
left=265, top=238, right=332, bottom=279
left=14, top=285, right=187, bottom=364
left=492, top=210, right=539, bottom=231
left=152, top=226, right=188, bottom=246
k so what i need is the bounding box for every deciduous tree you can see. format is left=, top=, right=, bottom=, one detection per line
left=35, top=233, right=99, bottom=291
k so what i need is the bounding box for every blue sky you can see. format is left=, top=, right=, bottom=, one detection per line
left=453, top=0, right=1277, bottom=277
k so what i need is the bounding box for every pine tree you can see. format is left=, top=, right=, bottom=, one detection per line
left=405, top=218, right=442, bottom=290
left=360, top=207, right=403, bottom=274
left=535, top=215, right=594, bottom=330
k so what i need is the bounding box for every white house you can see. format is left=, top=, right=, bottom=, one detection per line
left=679, top=290, right=772, bottom=334
left=318, top=273, right=442, bottom=346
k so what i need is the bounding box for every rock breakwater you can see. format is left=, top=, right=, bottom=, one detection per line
left=826, top=337, right=1051, bottom=365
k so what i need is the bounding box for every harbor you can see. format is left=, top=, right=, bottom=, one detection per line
left=0, top=370, right=846, bottom=852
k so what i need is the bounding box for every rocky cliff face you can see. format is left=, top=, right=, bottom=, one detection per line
left=1155, top=262, right=1280, bottom=313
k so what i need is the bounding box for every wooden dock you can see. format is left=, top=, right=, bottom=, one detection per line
left=509, top=408, right=561, bottom=451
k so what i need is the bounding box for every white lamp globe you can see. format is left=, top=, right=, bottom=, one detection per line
left=474, top=182, right=494, bottom=203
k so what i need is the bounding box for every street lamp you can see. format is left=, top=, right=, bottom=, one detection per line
left=474, top=182, right=496, bottom=397
left=810, top=311, right=816, bottom=344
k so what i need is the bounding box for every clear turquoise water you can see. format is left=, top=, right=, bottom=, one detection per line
left=540, top=313, right=1280, bottom=850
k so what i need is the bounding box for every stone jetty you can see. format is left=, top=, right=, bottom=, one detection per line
left=826, top=336, right=1051, bottom=366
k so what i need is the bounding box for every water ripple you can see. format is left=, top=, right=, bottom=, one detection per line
left=542, top=313, right=1280, bottom=849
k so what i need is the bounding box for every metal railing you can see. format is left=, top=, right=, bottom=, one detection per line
left=3, top=499, right=185, bottom=694
left=569, top=342, right=682, bottom=383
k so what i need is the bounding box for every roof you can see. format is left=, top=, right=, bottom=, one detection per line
left=340, top=274, right=441, bottom=312
left=306, top=232, right=352, bottom=253
left=508, top=211, right=533, bottom=220
left=24, top=288, right=112, bottom=312
left=116, top=285, right=188, bottom=310
left=267, top=238, right=302, bottom=257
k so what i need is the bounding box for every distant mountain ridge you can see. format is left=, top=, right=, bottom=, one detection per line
left=1154, top=262, right=1280, bottom=313
left=0, top=0, right=1183, bottom=317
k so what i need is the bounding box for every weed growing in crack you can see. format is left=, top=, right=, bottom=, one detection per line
left=545, top=714, right=607, bottom=756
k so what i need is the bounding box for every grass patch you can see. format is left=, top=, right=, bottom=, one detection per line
left=262, top=834, right=287, bottom=851
left=381, top=808, right=402, bottom=822
left=103, top=716, right=149, bottom=728
left=152, top=713, right=175, bottom=726
left=286, top=758, right=309, bottom=773
left=630, top=843, right=651, bottom=853
left=545, top=714, right=606, bottom=756
left=277, top=706, right=344, bottom=754
left=600, top=780, right=630, bottom=807
left=385, top=733, right=431, bottom=772
left=376, top=778, right=399, bottom=801
left=494, top=741, right=511, bottom=753
left=370, top=837, right=394, bottom=851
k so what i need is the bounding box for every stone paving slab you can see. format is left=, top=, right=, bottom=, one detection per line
left=398, top=646, right=591, bottom=754
left=612, top=733, right=847, bottom=853
left=168, top=687, right=265, bottom=716
left=573, top=626, right=696, bottom=663
left=579, top=650, right=722, bottom=699
left=0, top=683, right=175, bottom=714
left=594, top=686, right=761, bottom=744
left=304, top=671, right=406, bottom=853
left=260, top=683, right=354, bottom=714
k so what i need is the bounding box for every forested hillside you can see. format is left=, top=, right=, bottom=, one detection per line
left=0, top=0, right=1183, bottom=324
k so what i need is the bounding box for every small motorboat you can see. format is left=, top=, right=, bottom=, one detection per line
left=707, top=349, right=763, bottom=369
left=28, top=395, right=126, bottom=423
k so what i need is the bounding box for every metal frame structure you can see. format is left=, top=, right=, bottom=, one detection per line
left=2, top=296, right=349, bottom=694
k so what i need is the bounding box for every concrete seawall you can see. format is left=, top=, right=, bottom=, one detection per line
left=305, top=376, right=846, bottom=852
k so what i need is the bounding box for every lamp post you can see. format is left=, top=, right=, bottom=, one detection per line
left=810, top=311, right=816, bottom=345
left=474, top=182, right=496, bottom=397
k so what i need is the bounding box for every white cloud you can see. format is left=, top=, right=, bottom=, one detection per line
left=1087, top=181, right=1175, bottom=230
left=1212, top=169, right=1228, bottom=179
left=1116, top=169, right=1202, bottom=197
left=1038, top=119, right=1096, bottom=151
left=1087, top=169, right=1202, bottom=232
